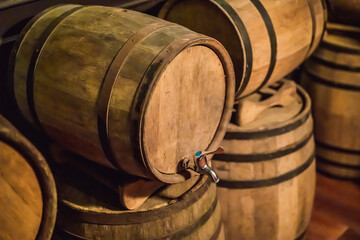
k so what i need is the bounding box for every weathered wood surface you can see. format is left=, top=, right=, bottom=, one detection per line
left=213, top=80, right=316, bottom=240
left=159, top=0, right=327, bottom=98
left=0, top=115, right=56, bottom=240
left=9, top=5, right=235, bottom=183
left=54, top=166, right=224, bottom=240
left=307, top=173, right=360, bottom=240
left=302, top=23, right=360, bottom=179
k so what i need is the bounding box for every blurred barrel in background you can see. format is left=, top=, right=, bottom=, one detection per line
left=159, top=0, right=327, bottom=98
left=302, top=23, right=360, bottom=179
left=54, top=166, right=224, bottom=240
left=213, top=80, right=316, bottom=240
left=0, top=115, right=56, bottom=240
left=8, top=5, right=235, bottom=183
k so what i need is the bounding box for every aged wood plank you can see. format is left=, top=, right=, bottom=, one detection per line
left=213, top=80, right=316, bottom=240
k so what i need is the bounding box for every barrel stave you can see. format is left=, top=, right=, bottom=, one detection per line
left=10, top=5, right=235, bottom=182
left=213, top=81, right=315, bottom=240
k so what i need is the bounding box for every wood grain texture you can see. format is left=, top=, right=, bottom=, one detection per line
left=54, top=166, right=224, bottom=240
left=9, top=5, right=235, bottom=183
left=301, top=23, right=360, bottom=179
left=0, top=115, right=57, bottom=240
left=213, top=80, right=316, bottom=240
left=159, top=0, right=327, bottom=98
left=143, top=46, right=225, bottom=174
left=307, top=173, right=360, bottom=240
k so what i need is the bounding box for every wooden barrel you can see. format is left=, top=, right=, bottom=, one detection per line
left=159, top=0, right=327, bottom=98
left=301, top=23, right=360, bottom=179
left=0, top=115, right=57, bottom=240
left=326, top=0, right=360, bottom=26
left=8, top=5, right=235, bottom=183
left=212, top=80, right=316, bottom=240
left=54, top=165, right=224, bottom=240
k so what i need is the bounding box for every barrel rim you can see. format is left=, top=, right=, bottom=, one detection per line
left=224, top=80, right=312, bottom=139
left=7, top=5, right=63, bottom=125
left=58, top=176, right=212, bottom=224
left=158, top=0, right=248, bottom=96
left=137, top=34, right=235, bottom=183
left=57, top=191, right=221, bottom=240
left=0, top=116, right=57, bottom=240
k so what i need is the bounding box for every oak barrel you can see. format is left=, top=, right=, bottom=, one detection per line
left=0, top=115, right=57, bottom=240
left=302, top=23, right=360, bottom=179
left=159, top=0, right=327, bottom=98
left=9, top=5, right=235, bottom=183
left=213, top=80, right=316, bottom=240
left=54, top=166, right=224, bottom=240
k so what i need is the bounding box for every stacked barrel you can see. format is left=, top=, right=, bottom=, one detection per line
left=2, top=0, right=358, bottom=239
left=301, top=23, right=360, bottom=179
left=159, top=0, right=326, bottom=239
left=3, top=4, right=234, bottom=240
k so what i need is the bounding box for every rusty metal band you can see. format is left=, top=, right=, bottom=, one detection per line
left=319, top=0, right=327, bottom=42
left=8, top=5, right=59, bottom=117
left=57, top=195, right=218, bottom=240
left=304, top=0, right=317, bottom=58
left=210, top=221, right=223, bottom=240
left=131, top=32, right=204, bottom=177
left=327, top=27, right=360, bottom=39
left=96, top=21, right=171, bottom=171
left=217, top=152, right=315, bottom=189
left=214, top=0, right=253, bottom=96
left=59, top=177, right=211, bottom=225
left=215, top=133, right=313, bottom=163
left=224, top=104, right=310, bottom=140
left=316, top=141, right=360, bottom=156
left=317, top=158, right=360, bottom=180
left=26, top=6, right=84, bottom=129
left=251, top=0, right=277, bottom=92
left=157, top=196, right=218, bottom=240
left=311, top=55, right=360, bottom=72
left=304, top=69, right=360, bottom=91
left=316, top=156, right=360, bottom=169
left=321, top=40, right=360, bottom=54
